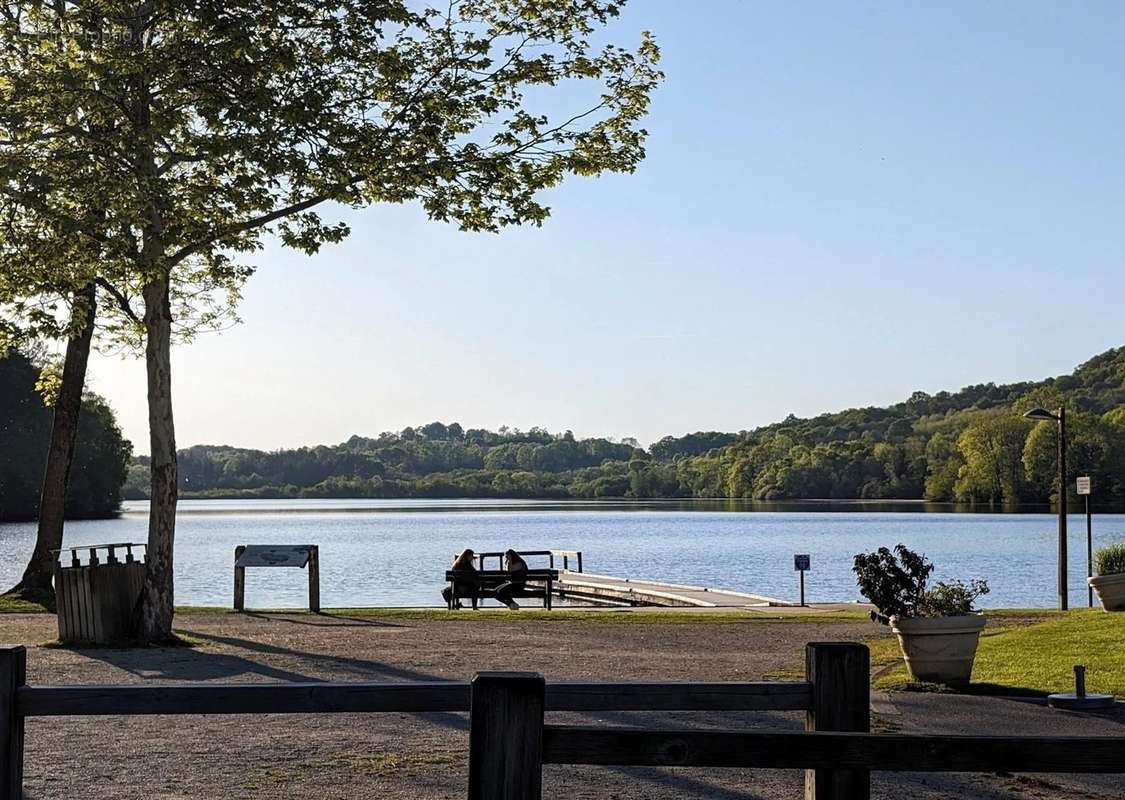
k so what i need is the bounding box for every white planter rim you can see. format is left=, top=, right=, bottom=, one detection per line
left=1089, top=572, right=1125, bottom=587
left=890, top=614, right=986, bottom=635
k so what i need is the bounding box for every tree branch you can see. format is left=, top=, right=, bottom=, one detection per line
left=165, top=193, right=332, bottom=267
left=95, top=277, right=142, bottom=325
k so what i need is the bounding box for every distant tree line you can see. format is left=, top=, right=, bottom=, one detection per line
left=0, top=351, right=132, bottom=521
left=125, top=347, right=1125, bottom=506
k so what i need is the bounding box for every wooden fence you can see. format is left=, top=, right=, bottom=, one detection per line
left=1, top=643, right=1123, bottom=800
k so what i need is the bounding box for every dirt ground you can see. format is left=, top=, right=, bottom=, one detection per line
left=1, top=611, right=1122, bottom=799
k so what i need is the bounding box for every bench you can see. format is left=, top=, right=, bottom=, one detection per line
left=445, top=569, right=559, bottom=610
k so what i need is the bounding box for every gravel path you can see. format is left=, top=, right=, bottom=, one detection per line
left=0, top=611, right=1120, bottom=799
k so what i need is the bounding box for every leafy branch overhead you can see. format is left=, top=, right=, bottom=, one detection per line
left=1, top=0, right=662, bottom=349
left=1, top=0, right=661, bottom=641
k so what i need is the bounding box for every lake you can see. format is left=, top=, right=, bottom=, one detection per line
left=1, top=499, right=1121, bottom=609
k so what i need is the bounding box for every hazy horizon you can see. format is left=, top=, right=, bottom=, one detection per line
left=77, top=1, right=1125, bottom=454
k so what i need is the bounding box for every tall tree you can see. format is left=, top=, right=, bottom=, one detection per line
left=954, top=412, right=1030, bottom=503
left=6, top=285, right=97, bottom=598
left=2, top=1, right=660, bottom=639
left=0, top=102, right=105, bottom=599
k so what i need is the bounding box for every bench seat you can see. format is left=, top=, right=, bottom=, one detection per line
left=445, top=569, right=559, bottom=610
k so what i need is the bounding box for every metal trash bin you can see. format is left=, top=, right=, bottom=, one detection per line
left=53, top=543, right=146, bottom=645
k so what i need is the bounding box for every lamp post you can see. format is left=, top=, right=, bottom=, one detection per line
left=1024, top=406, right=1067, bottom=610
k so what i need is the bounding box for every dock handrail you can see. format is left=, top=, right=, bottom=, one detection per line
left=475, top=549, right=582, bottom=572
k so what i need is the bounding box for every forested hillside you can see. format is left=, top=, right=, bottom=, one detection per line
left=0, top=351, right=133, bottom=520
left=125, top=347, right=1125, bottom=505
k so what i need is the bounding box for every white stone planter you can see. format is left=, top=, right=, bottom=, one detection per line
left=889, top=614, right=986, bottom=685
left=1089, top=572, right=1125, bottom=612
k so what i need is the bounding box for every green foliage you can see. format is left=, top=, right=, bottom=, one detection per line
left=918, top=579, right=991, bottom=617
left=1094, top=544, right=1125, bottom=577
left=682, top=347, right=1125, bottom=505
left=853, top=545, right=934, bottom=624
left=1, top=0, right=662, bottom=348
left=125, top=425, right=643, bottom=500
left=1023, top=411, right=1125, bottom=504
left=953, top=411, right=1030, bottom=503
left=123, top=347, right=1125, bottom=504
left=876, top=611, right=1125, bottom=697
left=0, top=350, right=132, bottom=520
left=853, top=544, right=989, bottom=624
left=649, top=431, right=737, bottom=461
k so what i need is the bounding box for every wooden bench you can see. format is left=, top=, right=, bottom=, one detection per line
left=445, top=569, right=558, bottom=610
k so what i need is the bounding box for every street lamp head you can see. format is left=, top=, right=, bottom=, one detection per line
left=1023, top=407, right=1060, bottom=422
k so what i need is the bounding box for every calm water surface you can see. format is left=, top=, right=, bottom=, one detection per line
left=1, top=499, right=1121, bottom=608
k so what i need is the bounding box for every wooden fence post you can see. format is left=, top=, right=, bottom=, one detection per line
left=307, top=546, right=320, bottom=613
left=0, top=646, right=26, bottom=800
left=805, top=642, right=870, bottom=800
left=233, top=546, right=246, bottom=611
left=468, top=672, right=544, bottom=800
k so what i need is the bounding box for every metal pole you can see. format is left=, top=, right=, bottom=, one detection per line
left=1086, top=494, right=1093, bottom=608
left=799, top=570, right=805, bottom=607
left=1058, top=407, right=1068, bottom=611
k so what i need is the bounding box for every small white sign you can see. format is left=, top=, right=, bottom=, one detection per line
left=1076, top=476, right=1091, bottom=496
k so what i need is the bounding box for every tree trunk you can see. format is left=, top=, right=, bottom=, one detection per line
left=7, top=284, right=98, bottom=602
left=139, top=276, right=177, bottom=641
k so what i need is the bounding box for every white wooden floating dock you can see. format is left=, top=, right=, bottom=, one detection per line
left=552, top=570, right=790, bottom=608
left=474, top=549, right=793, bottom=608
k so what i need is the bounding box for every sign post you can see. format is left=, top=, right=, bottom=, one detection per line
left=234, top=544, right=320, bottom=612
left=794, top=554, right=810, bottom=607
left=1077, top=477, right=1092, bottom=608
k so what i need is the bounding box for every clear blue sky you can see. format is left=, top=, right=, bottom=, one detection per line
left=90, top=1, right=1125, bottom=453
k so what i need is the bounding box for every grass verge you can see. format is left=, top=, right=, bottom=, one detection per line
left=874, top=610, right=1125, bottom=697
left=4, top=599, right=872, bottom=624
left=0, top=594, right=51, bottom=614
left=238, top=607, right=874, bottom=624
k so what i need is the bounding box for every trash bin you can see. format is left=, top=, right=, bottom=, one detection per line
left=53, top=543, right=146, bottom=645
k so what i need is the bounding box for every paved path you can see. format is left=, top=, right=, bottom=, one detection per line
left=870, top=691, right=1125, bottom=798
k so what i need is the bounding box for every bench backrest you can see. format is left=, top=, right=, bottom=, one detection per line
left=446, top=569, right=558, bottom=580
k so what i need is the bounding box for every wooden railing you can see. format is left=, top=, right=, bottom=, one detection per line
left=2, top=644, right=1123, bottom=800
left=475, top=549, right=583, bottom=572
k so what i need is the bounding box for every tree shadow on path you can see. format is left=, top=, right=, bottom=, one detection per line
left=74, top=627, right=473, bottom=732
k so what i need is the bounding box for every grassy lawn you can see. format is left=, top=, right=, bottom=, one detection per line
left=3, top=597, right=872, bottom=624
left=874, top=610, right=1125, bottom=697
left=185, top=606, right=874, bottom=624
left=0, top=594, right=51, bottom=614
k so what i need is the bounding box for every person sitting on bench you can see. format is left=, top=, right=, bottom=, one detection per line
left=441, top=548, right=477, bottom=609
left=495, top=549, right=529, bottom=610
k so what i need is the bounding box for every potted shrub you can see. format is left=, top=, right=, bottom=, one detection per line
left=853, top=544, right=990, bottom=686
left=1089, top=543, right=1125, bottom=611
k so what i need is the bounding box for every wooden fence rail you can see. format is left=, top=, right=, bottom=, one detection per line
left=13, top=679, right=811, bottom=717
left=540, top=727, right=1125, bottom=772
left=2, top=643, right=1123, bottom=800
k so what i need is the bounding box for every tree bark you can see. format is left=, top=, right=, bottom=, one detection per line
left=7, top=284, right=98, bottom=601
left=139, top=276, right=177, bottom=641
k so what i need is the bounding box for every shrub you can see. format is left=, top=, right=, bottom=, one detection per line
left=1095, top=543, right=1125, bottom=576
left=853, top=544, right=989, bottom=625
left=918, top=578, right=990, bottom=617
